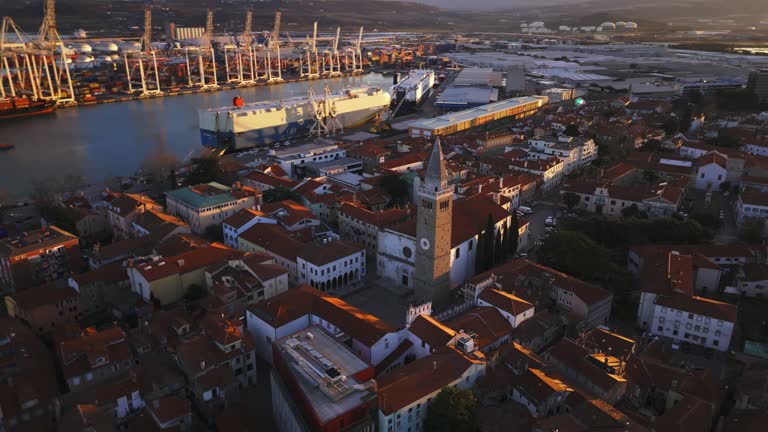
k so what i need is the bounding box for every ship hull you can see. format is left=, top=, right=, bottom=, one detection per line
left=201, top=105, right=383, bottom=150
left=0, top=99, right=56, bottom=121
left=199, top=87, right=390, bottom=150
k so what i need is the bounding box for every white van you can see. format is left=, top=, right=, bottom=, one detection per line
left=518, top=206, right=533, bottom=215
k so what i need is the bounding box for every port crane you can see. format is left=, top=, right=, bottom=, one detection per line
left=186, top=8, right=218, bottom=89
left=308, top=85, right=342, bottom=137
left=352, top=26, right=364, bottom=74
left=326, top=27, right=342, bottom=77
left=302, top=22, right=320, bottom=79
left=265, top=11, right=283, bottom=83
left=124, top=0, right=162, bottom=96
left=225, top=9, right=257, bottom=85
left=31, top=0, right=75, bottom=104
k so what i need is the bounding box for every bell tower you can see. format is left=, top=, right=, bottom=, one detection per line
left=414, top=137, right=453, bottom=306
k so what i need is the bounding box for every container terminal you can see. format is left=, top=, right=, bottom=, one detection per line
left=0, top=0, right=443, bottom=115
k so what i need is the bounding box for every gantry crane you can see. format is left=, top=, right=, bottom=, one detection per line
left=32, top=0, right=75, bottom=104
left=352, top=26, right=364, bottom=74
left=124, top=0, right=162, bottom=96
left=186, top=8, right=218, bottom=89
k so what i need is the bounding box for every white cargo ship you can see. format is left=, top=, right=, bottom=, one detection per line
left=199, top=87, right=391, bottom=150
left=392, top=69, right=435, bottom=106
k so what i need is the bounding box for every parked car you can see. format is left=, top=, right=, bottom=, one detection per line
left=518, top=206, right=533, bottom=215
left=545, top=216, right=557, bottom=227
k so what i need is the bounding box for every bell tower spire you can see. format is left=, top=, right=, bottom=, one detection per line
left=414, top=138, right=453, bottom=306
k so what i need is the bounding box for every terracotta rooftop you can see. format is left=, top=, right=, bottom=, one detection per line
left=243, top=170, right=297, bottom=189
left=338, top=202, right=411, bottom=228
left=408, top=315, right=457, bottom=348
left=581, top=328, right=636, bottom=360
left=478, top=288, right=534, bottom=316
left=739, top=187, right=768, bottom=207
left=655, top=295, right=737, bottom=323
left=262, top=199, right=317, bottom=227
left=248, top=285, right=394, bottom=346
left=135, top=243, right=242, bottom=282
left=514, top=368, right=571, bottom=405
left=443, top=307, right=512, bottom=350
left=239, top=223, right=307, bottom=261
left=297, top=240, right=364, bottom=267
left=547, top=338, right=625, bottom=392
left=376, top=347, right=481, bottom=415
left=149, top=395, right=190, bottom=425
left=222, top=208, right=268, bottom=230
left=8, top=282, right=78, bottom=310
left=740, top=263, right=768, bottom=282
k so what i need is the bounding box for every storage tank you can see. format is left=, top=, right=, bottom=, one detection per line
left=94, top=42, right=119, bottom=53
left=600, top=22, right=616, bottom=30
left=76, top=43, right=92, bottom=54
left=119, top=41, right=141, bottom=51
left=625, top=22, right=638, bottom=29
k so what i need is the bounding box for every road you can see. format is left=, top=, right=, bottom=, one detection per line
left=520, top=196, right=560, bottom=255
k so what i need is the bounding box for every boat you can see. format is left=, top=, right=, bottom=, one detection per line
left=0, top=144, right=14, bottom=151
left=391, top=69, right=435, bottom=107
left=0, top=97, right=56, bottom=121
left=199, top=87, right=391, bottom=150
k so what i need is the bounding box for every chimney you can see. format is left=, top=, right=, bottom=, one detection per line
left=432, top=361, right=437, bottom=372
left=177, top=259, right=185, bottom=267
left=200, top=361, right=206, bottom=370
left=499, top=177, right=504, bottom=188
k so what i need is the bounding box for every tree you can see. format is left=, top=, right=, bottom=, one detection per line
left=263, top=186, right=301, bottom=203
left=474, top=225, right=485, bottom=274
left=621, top=204, right=647, bottom=219
left=563, top=124, right=580, bottom=137
left=483, top=214, right=495, bottom=271
left=204, top=224, right=224, bottom=243
left=562, top=192, right=580, bottom=212
left=187, top=154, right=223, bottom=185
left=739, top=218, right=766, bottom=243
left=501, top=221, right=510, bottom=258
left=641, top=170, right=659, bottom=184
left=185, top=284, right=207, bottom=302
left=169, top=169, right=178, bottom=190
left=494, top=229, right=503, bottom=265
left=423, top=387, right=480, bottom=432
left=509, top=212, right=519, bottom=255
left=380, top=175, right=410, bottom=206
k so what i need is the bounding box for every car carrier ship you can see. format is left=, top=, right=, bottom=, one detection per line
left=199, top=87, right=391, bottom=150
left=392, top=69, right=435, bottom=107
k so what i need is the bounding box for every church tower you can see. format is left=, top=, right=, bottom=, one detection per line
left=414, top=137, right=453, bottom=306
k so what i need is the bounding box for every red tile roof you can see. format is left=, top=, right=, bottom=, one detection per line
left=135, top=243, right=242, bottom=282
left=149, top=396, right=190, bottom=425
left=339, top=202, right=410, bottom=228
left=380, top=152, right=428, bottom=170
left=297, top=240, right=364, bottom=267
left=547, top=338, right=624, bottom=392
left=239, top=224, right=306, bottom=261
left=443, top=307, right=512, bottom=349
left=243, top=170, right=297, bottom=189
left=262, top=199, right=317, bottom=227
left=389, top=194, right=511, bottom=248
left=656, top=295, right=737, bottom=323
left=248, top=285, right=394, bottom=346
left=478, top=288, right=534, bottom=316
left=408, top=315, right=456, bottom=348
left=9, top=283, right=78, bottom=310
left=223, top=208, right=267, bottom=229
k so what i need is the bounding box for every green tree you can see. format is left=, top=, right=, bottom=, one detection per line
left=483, top=214, right=496, bottom=271
left=263, top=186, right=301, bottom=203
left=509, top=212, right=519, bottom=255
left=169, top=168, right=178, bottom=190
left=739, top=218, right=766, bottom=243
left=185, top=284, right=207, bottom=302
left=621, top=204, right=647, bottom=219
left=474, top=225, right=485, bottom=274
left=563, top=124, right=580, bottom=137
left=423, top=387, right=480, bottom=432
left=501, top=221, right=510, bottom=258
left=494, top=229, right=503, bottom=265
left=380, top=175, right=410, bottom=206
left=641, top=170, right=659, bottom=184
left=562, top=192, right=580, bottom=212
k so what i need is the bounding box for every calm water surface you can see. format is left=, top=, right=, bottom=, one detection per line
left=0, top=73, right=391, bottom=197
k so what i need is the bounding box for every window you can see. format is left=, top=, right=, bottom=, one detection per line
left=673, top=330, right=679, bottom=336
left=455, top=248, right=460, bottom=259
left=468, top=240, right=473, bottom=251
left=688, top=313, right=694, bottom=319
left=713, top=340, right=719, bottom=346
left=717, top=320, right=723, bottom=327
left=657, top=326, right=663, bottom=332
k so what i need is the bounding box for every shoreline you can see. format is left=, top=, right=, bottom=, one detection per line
left=61, top=70, right=378, bottom=108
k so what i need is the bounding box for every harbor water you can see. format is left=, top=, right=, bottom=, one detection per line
left=0, top=73, right=391, bottom=197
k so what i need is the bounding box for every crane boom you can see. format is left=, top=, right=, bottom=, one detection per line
left=142, top=2, right=152, bottom=53
left=271, top=11, right=281, bottom=48
left=333, top=27, right=340, bottom=54
left=311, top=22, right=318, bottom=52
left=356, top=26, right=363, bottom=52
left=204, top=8, right=213, bottom=49
left=242, top=9, right=252, bottom=47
